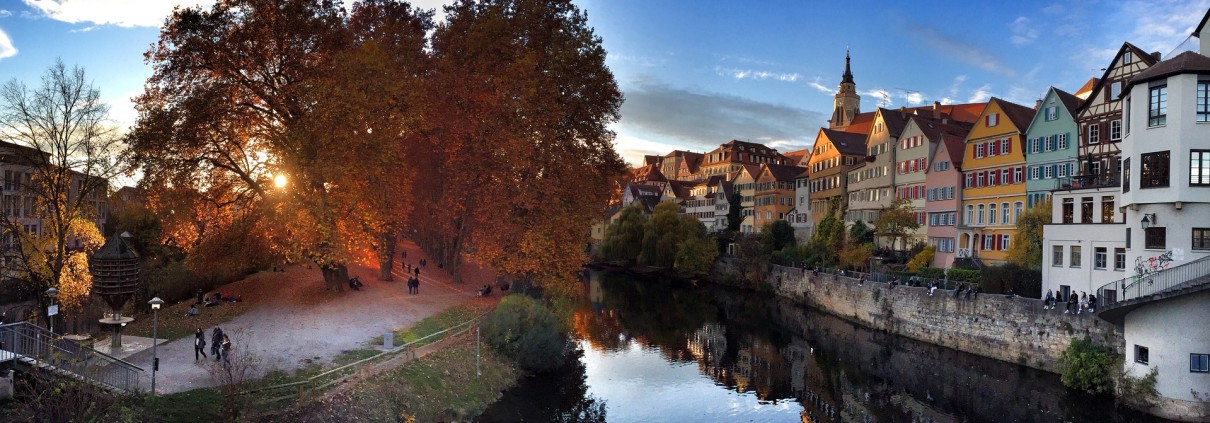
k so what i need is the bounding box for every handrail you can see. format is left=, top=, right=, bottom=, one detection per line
left=0, top=322, right=144, bottom=393
left=237, top=313, right=483, bottom=405
left=1096, top=254, right=1210, bottom=308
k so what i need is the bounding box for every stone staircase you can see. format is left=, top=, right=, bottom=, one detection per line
left=0, top=322, right=144, bottom=393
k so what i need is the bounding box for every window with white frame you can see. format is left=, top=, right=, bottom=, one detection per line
left=987, top=113, right=999, bottom=127
left=1030, top=166, right=1040, bottom=180
left=1045, top=106, right=1057, bottom=121
left=1199, top=82, right=1210, bottom=123
left=1043, top=165, right=1053, bottom=179
left=1058, top=163, right=1068, bottom=177
left=1088, top=124, right=1100, bottom=144
left=966, top=205, right=974, bottom=224
left=1057, top=133, right=1068, bottom=149
left=1095, top=247, right=1107, bottom=269
left=988, top=203, right=997, bottom=224
left=1030, top=138, right=1040, bottom=153
left=1003, top=202, right=1012, bottom=224
left=1000, top=234, right=1011, bottom=250
left=1053, top=245, right=1064, bottom=266
left=1149, top=85, right=1167, bottom=127
left=975, top=143, right=985, bottom=158
left=1110, top=120, right=1122, bottom=140
left=1070, top=245, right=1082, bottom=267
left=977, top=204, right=985, bottom=225
left=1115, top=248, right=1126, bottom=270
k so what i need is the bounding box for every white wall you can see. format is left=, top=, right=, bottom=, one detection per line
left=1123, top=289, right=1210, bottom=402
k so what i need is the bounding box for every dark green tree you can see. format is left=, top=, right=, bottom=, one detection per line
left=848, top=220, right=875, bottom=245
left=726, top=191, right=743, bottom=232
left=761, top=220, right=797, bottom=253
left=600, top=204, right=648, bottom=261
left=808, top=206, right=844, bottom=266
left=1007, top=198, right=1051, bottom=269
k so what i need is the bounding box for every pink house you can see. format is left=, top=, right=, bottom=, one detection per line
left=926, top=133, right=967, bottom=268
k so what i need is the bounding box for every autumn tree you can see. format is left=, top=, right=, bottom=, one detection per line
left=1007, top=199, right=1051, bottom=269
left=873, top=198, right=920, bottom=256
left=417, top=0, right=627, bottom=290
left=130, top=0, right=361, bottom=290
left=0, top=60, right=124, bottom=330
left=807, top=206, right=844, bottom=266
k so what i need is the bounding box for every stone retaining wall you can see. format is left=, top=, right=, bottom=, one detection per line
left=716, top=261, right=1124, bottom=373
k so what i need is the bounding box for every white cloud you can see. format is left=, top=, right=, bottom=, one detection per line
left=861, top=89, right=893, bottom=108
left=0, top=28, right=16, bottom=60
left=904, top=91, right=925, bottom=105
left=968, top=84, right=994, bottom=103
left=1115, top=0, right=1210, bottom=56
left=716, top=66, right=801, bottom=82
left=104, top=91, right=141, bottom=131
left=22, top=0, right=215, bottom=27
left=612, top=133, right=683, bottom=167
left=0, top=10, right=12, bottom=18
left=1009, top=16, right=1039, bottom=46
left=69, top=25, right=97, bottom=33
left=808, top=77, right=835, bottom=95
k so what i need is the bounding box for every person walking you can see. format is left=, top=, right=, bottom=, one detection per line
left=413, top=276, right=420, bottom=295
left=194, top=328, right=207, bottom=360
left=211, top=327, right=224, bottom=361
left=220, top=334, right=232, bottom=365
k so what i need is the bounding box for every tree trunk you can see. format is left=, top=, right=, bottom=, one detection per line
left=321, top=264, right=348, bottom=292
left=377, top=230, right=396, bottom=281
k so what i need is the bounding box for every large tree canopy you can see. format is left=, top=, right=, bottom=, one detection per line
left=128, top=0, right=625, bottom=292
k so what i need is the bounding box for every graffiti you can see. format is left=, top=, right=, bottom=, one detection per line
left=1134, top=250, right=1176, bottom=278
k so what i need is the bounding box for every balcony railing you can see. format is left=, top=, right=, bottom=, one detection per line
left=1096, top=254, right=1210, bottom=308
left=1054, top=173, right=1121, bottom=191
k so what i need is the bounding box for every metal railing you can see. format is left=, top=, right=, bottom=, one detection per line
left=1096, top=254, right=1210, bottom=308
left=0, top=322, right=144, bottom=393
left=1054, top=172, right=1121, bottom=191
left=237, top=316, right=480, bottom=407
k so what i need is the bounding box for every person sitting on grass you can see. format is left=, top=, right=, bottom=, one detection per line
left=185, top=305, right=199, bottom=317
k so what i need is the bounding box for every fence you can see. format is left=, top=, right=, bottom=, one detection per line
left=237, top=316, right=480, bottom=408
left=1096, top=254, right=1210, bottom=308
left=0, top=322, right=143, bottom=393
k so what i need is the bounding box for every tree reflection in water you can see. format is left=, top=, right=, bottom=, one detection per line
left=482, top=271, right=1173, bottom=423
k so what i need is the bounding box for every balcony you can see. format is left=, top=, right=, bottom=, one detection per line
left=1053, top=173, right=1121, bottom=191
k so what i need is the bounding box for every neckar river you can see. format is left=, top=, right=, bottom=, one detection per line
left=477, top=271, right=1171, bottom=423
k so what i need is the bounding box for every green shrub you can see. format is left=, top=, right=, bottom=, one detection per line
left=482, top=295, right=569, bottom=373
left=946, top=268, right=982, bottom=283
left=917, top=267, right=945, bottom=279
left=1059, top=337, right=1118, bottom=394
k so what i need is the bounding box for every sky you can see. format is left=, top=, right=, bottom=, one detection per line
left=2, top=0, right=1209, bottom=170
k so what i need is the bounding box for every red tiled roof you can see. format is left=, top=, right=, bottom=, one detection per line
left=762, top=163, right=808, bottom=182
left=820, top=128, right=868, bottom=156
left=992, top=97, right=1038, bottom=132
left=939, top=133, right=967, bottom=168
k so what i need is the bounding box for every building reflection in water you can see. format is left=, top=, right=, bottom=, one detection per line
left=566, top=271, right=1169, bottom=423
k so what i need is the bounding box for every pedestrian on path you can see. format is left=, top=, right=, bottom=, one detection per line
left=414, top=267, right=420, bottom=278
left=221, top=334, right=232, bottom=365
left=211, top=327, right=224, bottom=361
left=194, top=328, right=207, bottom=360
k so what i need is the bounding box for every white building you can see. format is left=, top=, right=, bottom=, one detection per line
left=1041, top=188, right=1126, bottom=300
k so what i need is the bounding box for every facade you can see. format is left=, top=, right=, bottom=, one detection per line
left=790, top=169, right=812, bottom=240
left=806, top=128, right=867, bottom=226
left=754, top=164, right=806, bottom=230
left=698, top=140, right=791, bottom=180
left=733, top=165, right=761, bottom=233
left=958, top=98, right=1035, bottom=265
left=844, top=108, right=903, bottom=229
left=1041, top=188, right=1126, bottom=299
left=902, top=116, right=973, bottom=251
left=659, top=150, right=704, bottom=182
left=1024, top=88, right=1083, bottom=208
left=684, top=176, right=724, bottom=231
left=926, top=133, right=966, bottom=268
left=711, top=179, right=735, bottom=231
left=1076, top=43, right=1157, bottom=185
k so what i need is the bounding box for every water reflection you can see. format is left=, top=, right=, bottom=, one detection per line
left=479, top=271, right=1172, bottom=423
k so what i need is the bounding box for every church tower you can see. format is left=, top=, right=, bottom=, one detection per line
left=829, top=50, right=861, bottom=129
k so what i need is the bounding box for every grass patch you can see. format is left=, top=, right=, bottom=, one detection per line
left=371, top=303, right=486, bottom=348
left=142, top=387, right=225, bottom=423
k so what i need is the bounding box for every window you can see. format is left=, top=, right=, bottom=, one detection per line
left=1136, top=345, right=1150, bottom=365
left=1001, top=138, right=1011, bottom=154
left=1194, top=228, right=1210, bottom=251
left=1149, top=85, right=1167, bottom=127
left=977, top=204, right=985, bottom=225
left=1110, top=81, right=1123, bottom=100
left=1058, top=163, right=1068, bottom=177
left=1000, top=234, right=1011, bottom=251
left=988, top=203, right=997, bottom=224
left=1031, top=166, right=1040, bottom=180
left=1057, top=133, right=1068, bottom=149
left=1102, top=197, right=1115, bottom=223
left=1141, top=151, right=1170, bottom=188
left=990, top=141, right=999, bottom=156
left=1088, top=124, right=1100, bottom=144
left=975, top=143, right=985, bottom=158
left=1095, top=247, right=1107, bottom=269
left=1199, top=82, right=1210, bottom=123
left=966, top=205, right=974, bottom=224
left=982, top=234, right=993, bottom=250
left=1110, top=120, right=1122, bottom=140
left=1045, top=106, right=1057, bottom=121
left=1070, top=245, right=1082, bottom=267
left=1193, top=354, right=1209, bottom=373
left=1145, top=227, right=1167, bottom=249
left=987, top=113, right=999, bottom=127
left=1115, top=248, right=1126, bottom=270
left=1081, top=197, right=1093, bottom=223
left=1123, top=157, right=1131, bottom=193
left=1043, top=165, right=1053, bottom=179
left=1192, top=150, right=1210, bottom=186
left=1126, top=97, right=1132, bottom=134
left=1015, top=167, right=1024, bottom=183
left=1014, top=202, right=1023, bottom=222
left=1005, top=202, right=1013, bottom=224
left=1030, top=138, right=1040, bottom=153
left=1053, top=245, right=1064, bottom=266
left=1062, top=198, right=1074, bottom=223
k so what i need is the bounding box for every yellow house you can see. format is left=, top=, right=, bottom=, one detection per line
left=733, top=164, right=761, bottom=233
left=959, top=98, right=1036, bottom=264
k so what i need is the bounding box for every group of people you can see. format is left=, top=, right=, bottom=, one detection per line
left=1043, top=290, right=1097, bottom=314
left=194, top=326, right=232, bottom=364
left=197, top=290, right=240, bottom=307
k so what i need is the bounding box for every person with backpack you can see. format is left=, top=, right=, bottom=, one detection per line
left=211, top=326, right=224, bottom=360
left=194, top=328, right=207, bottom=360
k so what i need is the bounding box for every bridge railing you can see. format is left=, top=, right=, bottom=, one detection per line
left=1096, top=254, right=1210, bottom=308
left=0, top=322, right=144, bottom=393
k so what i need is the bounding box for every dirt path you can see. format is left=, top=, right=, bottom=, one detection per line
left=122, top=239, right=492, bottom=395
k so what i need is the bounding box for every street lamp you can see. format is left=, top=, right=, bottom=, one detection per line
left=45, top=287, right=58, bottom=334
left=148, top=296, right=164, bottom=395
left=1140, top=213, right=1156, bottom=229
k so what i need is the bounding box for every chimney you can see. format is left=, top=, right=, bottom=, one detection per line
left=932, top=101, right=942, bottom=119
left=1034, top=99, right=1043, bottom=110
left=1152, top=51, right=1162, bottom=61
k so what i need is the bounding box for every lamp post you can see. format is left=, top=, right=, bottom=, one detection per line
left=148, top=297, right=164, bottom=395
left=45, top=287, right=58, bottom=334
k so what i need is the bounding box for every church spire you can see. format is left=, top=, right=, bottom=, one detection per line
left=842, top=48, right=854, bottom=84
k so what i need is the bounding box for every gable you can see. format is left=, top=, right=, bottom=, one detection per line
left=1078, top=42, right=1157, bottom=117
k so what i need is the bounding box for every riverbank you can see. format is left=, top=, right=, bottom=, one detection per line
left=711, top=260, right=1123, bottom=374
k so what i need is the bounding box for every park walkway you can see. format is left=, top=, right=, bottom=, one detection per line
left=121, top=239, right=491, bottom=395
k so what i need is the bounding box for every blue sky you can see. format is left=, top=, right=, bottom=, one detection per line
left=2, top=0, right=1209, bottom=169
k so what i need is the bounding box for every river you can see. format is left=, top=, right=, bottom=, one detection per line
left=477, top=271, right=1171, bottom=423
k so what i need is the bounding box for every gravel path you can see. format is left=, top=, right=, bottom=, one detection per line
left=123, top=240, right=487, bottom=395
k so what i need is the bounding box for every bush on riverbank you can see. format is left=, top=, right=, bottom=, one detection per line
left=483, top=295, right=569, bottom=373
left=1059, top=336, right=1117, bottom=394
